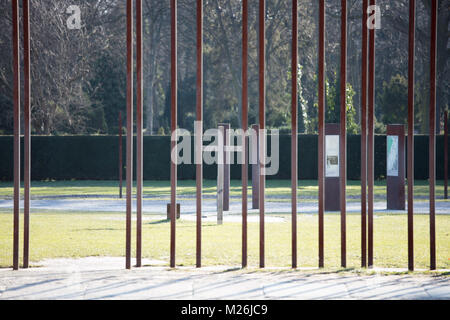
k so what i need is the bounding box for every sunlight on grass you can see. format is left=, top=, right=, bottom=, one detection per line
left=0, top=179, right=446, bottom=198
left=0, top=212, right=448, bottom=269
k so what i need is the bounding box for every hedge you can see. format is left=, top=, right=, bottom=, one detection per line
left=0, top=135, right=448, bottom=181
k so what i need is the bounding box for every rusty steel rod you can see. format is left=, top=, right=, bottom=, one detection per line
left=170, top=0, right=178, bottom=269
left=259, top=0, right=266, bottom=269
left=407, top=0, right=415, bottom=272
left=242, top=0, right=248, bottom=269
left=125, top=0, right=133, bottom=270
left=136, top=0, right=143, bottom=268
left=429, top=0, right=437, bottom=271
left=291, top=0, right=298, bottom=269
left=119, top=111, right=123, bottom=199
left=360, top=0, right=368, bottom=268
left=12, top=0, right=20, bottom=271
left=196, top=0, right=203, bottom=269
left=367, top=0, right=376, bottom=268
left=318, top=0, right=325, bottom=269
left=23, top=0, right=31, bottom=269
left=339, top=0, right=347, bottom=269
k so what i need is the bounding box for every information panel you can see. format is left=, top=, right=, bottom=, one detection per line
left=387, top=135, right=399, bottom=177
left=326, top=135, right=340, bottom=178
left=386, top=125, right=405, bottom=210
left=325, top=124, right=340, bottom=211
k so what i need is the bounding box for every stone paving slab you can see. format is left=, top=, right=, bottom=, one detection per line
left=0, top=257, right=449, bottom=300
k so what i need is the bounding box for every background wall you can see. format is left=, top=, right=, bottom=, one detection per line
left=0, top=135, right=448, bottom=181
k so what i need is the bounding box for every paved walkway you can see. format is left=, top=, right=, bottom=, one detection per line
left=0, top=197, right=449, bottom=216
left=0, top=258, right=449, bottom=300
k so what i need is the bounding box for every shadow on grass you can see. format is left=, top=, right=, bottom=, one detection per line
left=145, top=219, right=170, bottom=225
left=72, top=228, right=120, bottom=232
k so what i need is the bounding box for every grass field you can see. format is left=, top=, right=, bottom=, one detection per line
left=0, top=211, right=449, bottom=270
left=0, top=179, right=447, bottom=199
left=1, top=180, right=448, bottom=270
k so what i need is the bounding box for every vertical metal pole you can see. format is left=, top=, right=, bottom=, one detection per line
left=242, top=0, right=248, bottom=269
left=429, top=0, right=437, bottom=271
left=23, top=0, right=31, bottom=269
left=367, top=0, right=376, bottom=268
left=360, top=0, right=368, bottom=268
left=318, top=0, right=325, bottom=269
left=119, top=111, right=123, bottom=199
left=125, top=0, right=133, bottom=270
left=445, top=111, right=448, bottom=200
left=170, top=0, right=178, bottom=269
left=291, top=0, right=298, bottom=269
left=407, top=0, right=415, bottom=272
left=259, top=0, right=266, bottom=269
left=136, top=0, right=143, bottom=268
left=12, top=0, right=20, bottom=271
left=196, top=0, right=203, bottom=269
left=339, top=0, right=347, bottom=269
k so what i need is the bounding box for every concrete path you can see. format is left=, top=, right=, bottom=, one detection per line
left=0, top=197, right=449, bottom=215
left=0, top=257, right=449, bottom=300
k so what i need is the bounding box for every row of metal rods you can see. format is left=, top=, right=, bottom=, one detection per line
left=11, top=0, right=439, bottom=271
left=358, top=0, right=438, bottom=271
left=323, top=0, right=438, bottom=271
left=124, top=0, right=442, bottom=270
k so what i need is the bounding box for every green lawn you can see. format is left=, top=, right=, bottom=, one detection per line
left=1, top=211, right=449, bottom=270
left=0, top=179, right=446, bottom=199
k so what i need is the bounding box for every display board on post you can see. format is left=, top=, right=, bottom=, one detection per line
left=251, top=124, right=260, bottom=209
left=118, top=112, right=123, bottom=199
left=218, top=123, right=231, bottom=211
left=217, top=125, right=225, bottom=225
left=386, top=125, right=406, bottom=210
left=325, top=124, right=340, bottom=211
